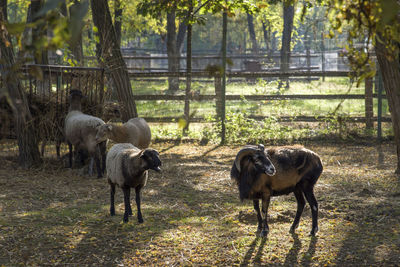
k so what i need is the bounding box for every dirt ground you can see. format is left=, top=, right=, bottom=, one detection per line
left=0, top=141, right=399, bottom=266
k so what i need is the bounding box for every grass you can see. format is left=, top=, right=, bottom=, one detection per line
left=131, top=77, right=390, bottom=119
left=1, top=141, right=399, bottom=266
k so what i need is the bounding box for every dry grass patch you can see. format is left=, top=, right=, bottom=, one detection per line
left=0, top=141, right=399, bottom=266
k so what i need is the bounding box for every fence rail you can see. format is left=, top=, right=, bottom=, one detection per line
left=126, top=69, right=389, bottom=141
left=142, top=116, right=392, bottom=123
left=1, top=65, right=390, bottom=142
left=132, top=94, right=387, bottom=101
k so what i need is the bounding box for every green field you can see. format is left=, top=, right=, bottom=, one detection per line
left=127, top=77, right=392, bottom=143
left=131, top=77, right=390, bottom=118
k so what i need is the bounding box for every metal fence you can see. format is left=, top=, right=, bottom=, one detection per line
left=0, top=65, right=105, bottom=139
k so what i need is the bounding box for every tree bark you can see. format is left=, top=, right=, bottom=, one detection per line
left=280, top=2, right=295, bottom=88
left=31, top=0, right=48, bottom=64
left=247, top=13, right=258, bottom=54
left=183, top=16, right=192, bottom=134
left=69, top=1, right=84, bottom=65
left=176, top=21, right=187, bottom=53
left=114, top=0, right=122, bottom=48
left=262, top=20, right=270, bottom=56
left=167, top=11, right=180, bottom=91
left=375, top=37, right=400, bottom=173
left=0, top=0, right=42, bottom=167
left=90, top=0, right=137, bottom=121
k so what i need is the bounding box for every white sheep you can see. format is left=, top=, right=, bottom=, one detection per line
left=64, top=90, right=107, bottom=178
left=106, top=143, right=161, bottom=223
left=95, top=117, right=151, bottom=149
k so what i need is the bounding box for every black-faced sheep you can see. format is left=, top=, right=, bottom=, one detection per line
left=106, top=143, right=161, bottom=223
left=231, top=144, right=323, bottom=237
left=64, top=90, right=107, bottom=178
left=95, top=117, right=151, bottom=149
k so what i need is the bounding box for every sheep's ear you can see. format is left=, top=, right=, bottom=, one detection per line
left=107, top=125, right=112, bottom=131
left=139, top=150, right=147, bottom=159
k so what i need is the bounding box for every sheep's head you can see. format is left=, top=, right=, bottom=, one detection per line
left=140, top=148, right=162, bottom=172
left=95, top=124, right=112, bottom=143
left=234, top=144, right=276, bottom=177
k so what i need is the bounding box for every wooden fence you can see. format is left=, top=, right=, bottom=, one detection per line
left=1, top=65, right=389, bottom=142
left=128, top=71, right=389, bottom=125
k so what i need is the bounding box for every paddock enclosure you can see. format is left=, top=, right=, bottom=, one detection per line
left=0, top=65, right=105, bottom=140
left=0, top=141, right=399, bottom=266
left=0, top=62, right=392, bottom=145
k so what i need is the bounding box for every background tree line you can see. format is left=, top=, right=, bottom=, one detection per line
left=1, top=0, right=400, bottom=173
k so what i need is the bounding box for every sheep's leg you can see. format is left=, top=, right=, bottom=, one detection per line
left=135, top=186, right=144, bottom=223
left=122, top=186, right=131, bottom=223
left=68, top=142, right=73, bottom=168
left=253, top=200, right=263, bottom=233
left=99, top=141, right=107, bottom=175
left=290, top=188, right=305, bottom=233
left=260, top=194, right=271, bottom=237
left=87, top=148, right=102, bottom=178
left=94, top=150, right=103, bottom=178
left=303, top=188, right=318, bottom=235
left=40, top=141, right=46, bottom=157
left=110, top=183, right=116, bottom=216
left=56, top=141, right=61, bottom=159
left=88, top=157, right=94, bottom=176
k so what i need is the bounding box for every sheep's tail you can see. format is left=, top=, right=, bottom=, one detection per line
left=297, top=151, right=322, bottom=175
left=298, top=152, right=323, bottom=184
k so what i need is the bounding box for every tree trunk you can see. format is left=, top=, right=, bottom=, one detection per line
left=183, top=17, right=192, bottom=135
left=0, top=0, right=42, bottom=167
left=375, top=37, right=400, bottom=174
left=90, top=0, right=137, bottom=121
left=167, top=11, right=180, bottom=91
left=247, top=13, right=258, bottom=54
left=18, top=3, right=32, bottom=59
left=31, top=0, right=48, bottom=64
left=280, top=2, right=295, bottom=88
left=114, top=0, right=122, bottom=48
left=176, top=21, right=187, bottom=53
left=69, top=1, right=84, bottom=65
left=262, top=20, right=270, bottom=56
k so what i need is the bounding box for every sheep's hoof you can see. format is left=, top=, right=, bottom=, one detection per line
left=110, top=209, right=115, bottom=216
left=310, top=226, right=318, bottom=236
left=123, top=215, right=129, bottom=223
left=259, top=229, right=268, bottom=237
left=138, top=217, right=144, bottom=224
left=289, top=224, right=298, bottom=233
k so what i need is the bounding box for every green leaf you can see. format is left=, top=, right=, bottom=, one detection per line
left=380, top=0, right=400, bottom=25
left=5, top=22, right=26, bottom=35
left=34, top=0, right=65, bottom=18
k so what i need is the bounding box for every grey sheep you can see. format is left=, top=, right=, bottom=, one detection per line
left=64, top=90, right=107, bottom=178
left=231, top=144, right=323, bottom=237
left=106, top=143, right=162, bottom=223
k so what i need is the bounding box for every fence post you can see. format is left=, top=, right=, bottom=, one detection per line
left=321, top=32, right=325, bottom=81
left=220, top=11, right=227, bottom=144
left=214, top=73, right=223, bottom=123
left=183, top=20, right=192, bottom=135
left=376, top=71, right=383, bottom=141
left=365, top=77, right=373, bottom=130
